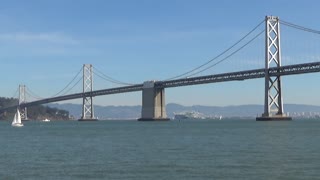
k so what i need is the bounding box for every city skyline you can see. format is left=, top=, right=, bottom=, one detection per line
left=1, top=0, right=320, bottom=106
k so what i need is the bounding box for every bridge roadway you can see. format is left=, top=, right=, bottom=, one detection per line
left=1, top=61, right=320, bottom=111
left=157, top=61, right=320, bottom=88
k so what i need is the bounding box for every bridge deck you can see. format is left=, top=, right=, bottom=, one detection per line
left=1, top=62, right=320, bottom=111
left=157, top=62, right=320, bottom=88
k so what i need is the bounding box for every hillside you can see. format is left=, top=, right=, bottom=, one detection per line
left=48, top=103, right=320, bottom=119
left=0, top=97, right=70, bottom=120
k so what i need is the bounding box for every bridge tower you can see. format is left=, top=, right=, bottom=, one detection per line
left=79, top=64, right=97, bottom=121
left=256, top=16, right=292, bottom=121
left=138, top=81, right=169, bottom=121
left=19, top=84, right=28, bottom=120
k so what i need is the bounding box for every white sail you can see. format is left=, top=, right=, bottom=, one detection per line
left=16, top=109, right=22, bottom=124
left=12, top=111, right=17, bottom=125
left=12, top=109, right=23, bottom=127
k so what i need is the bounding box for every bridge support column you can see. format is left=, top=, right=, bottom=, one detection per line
left=138, top=81, right=170, bottom=121
left=79, top=64, right=97, bottom=121
left=257, top=16, right=292, bottom=121
left=19, top=85, right=28, bottom=120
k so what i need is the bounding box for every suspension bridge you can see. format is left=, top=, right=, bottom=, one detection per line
left=1, top=16, right=320, bottom=121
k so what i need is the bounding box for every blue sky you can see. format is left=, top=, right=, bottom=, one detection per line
left=1, top=0, right=320, bottom=106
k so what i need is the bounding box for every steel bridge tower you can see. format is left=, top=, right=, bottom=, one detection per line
left=19, top=84, right=28, bottom=120
left=79, top=64, right=97, bottom=121
left=256, top=16, right=292, bottom=121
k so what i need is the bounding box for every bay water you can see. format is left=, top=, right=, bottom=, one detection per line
left=0, top=119, right=319, bottom=179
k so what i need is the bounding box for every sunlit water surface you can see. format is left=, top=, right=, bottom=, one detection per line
left=0, top=119, right=319, bottom=179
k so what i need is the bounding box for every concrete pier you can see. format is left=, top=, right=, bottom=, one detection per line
left=138, top=81, right=170, bottom=121
left=256, top=115, right=292, bottom=121
left=78, top=118, right=98, bottom=121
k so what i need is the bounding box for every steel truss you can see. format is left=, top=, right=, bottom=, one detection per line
left=263, top=16, right=284, bottom=117
left=81, top=64, right=95, bottom=119
left=19, top=85, right=27, bottom=120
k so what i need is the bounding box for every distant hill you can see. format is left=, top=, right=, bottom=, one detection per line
left=48, top=103, right=320, bottom=119
left=48, top=103, right=141, bottom=119
left=0, top=97, right=70, bottom=120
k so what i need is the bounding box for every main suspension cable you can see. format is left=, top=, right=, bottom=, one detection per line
left=186, top=29, right=265, bottom=77
left=50, top=67, right=82, bottom=97
left=93, top=67, right=135, bottom=85
left=25, top=91, right=42, bottom=100
left=280, top=20, right=320, bottom=35
left=58, top=76, right=83, bottom=96
left=11, top=87, right=19, bottom=99
left=26, top=87, right=44, bottom=100
left=164, top=19, right=265, bottom=80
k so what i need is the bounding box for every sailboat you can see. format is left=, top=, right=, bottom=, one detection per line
left=12, top=109, right=24, bottom=127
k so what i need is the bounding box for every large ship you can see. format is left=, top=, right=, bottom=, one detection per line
left=173, top=111, right=222, bottom=120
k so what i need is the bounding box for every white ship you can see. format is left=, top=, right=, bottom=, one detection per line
left=173, top=111, right=222, bottom=120
left=42, top=118, right=50, bottom=122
